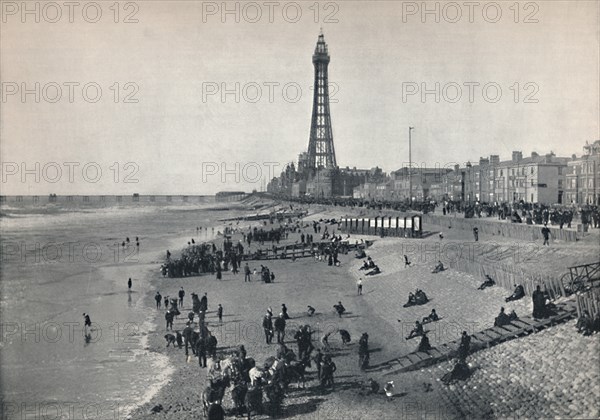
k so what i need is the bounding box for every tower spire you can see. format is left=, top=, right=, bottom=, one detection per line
left=307, top=32, right=336, bottom=170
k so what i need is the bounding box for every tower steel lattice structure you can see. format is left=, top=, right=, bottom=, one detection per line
left=307, top=32, right=337, bottom=170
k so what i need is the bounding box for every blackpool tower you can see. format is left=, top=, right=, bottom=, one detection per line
left=306, top=31, right=337, bottom=170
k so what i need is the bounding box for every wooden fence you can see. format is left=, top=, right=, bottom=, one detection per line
left=422, top=214, right=578, bottom=242
left=575, top=290, right=600, bottom=319
left=449, top=256, right=566, bottom=299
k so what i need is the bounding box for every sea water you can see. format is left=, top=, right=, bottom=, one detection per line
left=0, top=199, right=245, bottom=419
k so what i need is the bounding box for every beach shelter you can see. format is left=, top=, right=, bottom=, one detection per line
left=412, top=215, right=422, bottom=237
left=390, top=216, right=398, bottom=237
left=405, top=216, right=413, bottom=238
left=398, top=216, right=406, bottom=237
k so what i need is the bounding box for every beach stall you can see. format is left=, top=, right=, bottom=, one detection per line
left=351, top=218, right=358, bottom=234
left=412, top=215, right=422, bottom=237
left=382, top=216, right=390, bottom=237
left=358, top=218, right=366, bottom=234
left=398, top=216, right=406, bottom=237
left=369, top=218, right=377, bottom=235
left=405, top=216, right=413, bottom=238
left=340, top=217, right=347, bottom=233
left=390, top=216, right=398, bottom=237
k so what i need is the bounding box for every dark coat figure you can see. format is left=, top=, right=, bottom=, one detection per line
left=217, top=304, right=223, bottom=322
left=472, top=227, right=479, bottom=241
left=175, top=331, right=183, bottom=348
left=200, top=293, right=208, bottom=312
left=182, top=325, right=198, bottom=356
left=494, top=307, right=511, bottom=327
left=417, top=332, right=432, bottom=352
left=541, top=225, right=551, bottom=246
left=320, top=357, right=336, bottom=389
left=196, top=337, right=207, bottom=367
left=478, top=275, right=495, bottom=290
left=263, top=314, right=273, bottom=344
left=178, top=288, right=185, bottom=308
left=165, top=311, right=174, bottom=330
left=155, top=292, right=162, bottom=309
left=458, top=332, right=471, bottom=361
left=207, top=401, right=225, bottom=420
left=505, top=284, right=525, bottom=302
left=206, top=333, right=218, bottom=358
left=422, top=309, right=440, bottom=324
left=274, top=315, right=286, bottom=344
left=281, top=304, right=290, bottom=319
left=406, top=321, right=424, bottom=340
left=339, top=329, right=351, bottom=345
left=532, top=286, right=547, bottom=319
left=333, top=302, right=345, bottom=318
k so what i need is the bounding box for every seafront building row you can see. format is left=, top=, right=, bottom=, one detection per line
left=352, top=141, right=599, bottom=206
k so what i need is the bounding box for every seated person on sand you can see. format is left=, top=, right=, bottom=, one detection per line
left=365, top=265, right=381, bottom=276
left=367, top=257, right=376, bottom=268
left=307, top=305, right=316, bottom=317
left=422, top=309, right=440, bottom=324
left=355, top=249, right=366, bottom=259
left=359, top=260, right=370, bottom=270
left=432, top=261, right=445, bottom=273
left=404, top=255, right=411, bottom=267
left=405, top=320, right=424, bottom=340
left=478, top=274, right=495, bottom=290
left=403, top=292, right=416, bottom=307
left=414, top=289, right=429, bottom=305
left=494, top=307, right=511, bottom=327
left=576, top=310, right=593, bottom=336
left=505, top=284, right=525, bottom=302
left=417, top=331, right=432, bottom=352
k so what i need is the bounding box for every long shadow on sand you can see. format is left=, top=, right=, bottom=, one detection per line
left=276, top=397, right=325, bottom=418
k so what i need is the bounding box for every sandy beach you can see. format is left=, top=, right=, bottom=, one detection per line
left=129, top=199, right=599, bottom=419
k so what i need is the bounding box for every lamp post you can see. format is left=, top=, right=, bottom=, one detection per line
left=409, top=126, right=415, bottom=206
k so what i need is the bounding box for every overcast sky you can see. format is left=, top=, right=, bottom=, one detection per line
left=1, top=0, right=598, bottom=195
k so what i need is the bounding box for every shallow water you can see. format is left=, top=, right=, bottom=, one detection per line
left=0, top=199, right=247, bottom=419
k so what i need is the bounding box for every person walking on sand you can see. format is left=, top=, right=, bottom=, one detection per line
left=165, top=311, right=174, bottom=331
left=83, top=313, right=92, bottom=330
left=127, top=278, right=132, bottom=291
left=217, top=304, right=223, bottom=323
left=178, top=287, right=185, bottom=308
left=155, top=291, right=162, bottom=309
left=357, top=278, right=363, bottom=295
left=244, top=263, right=251, bottom=282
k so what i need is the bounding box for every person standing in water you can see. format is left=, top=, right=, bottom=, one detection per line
left=128, top=278, right=132, bottom=291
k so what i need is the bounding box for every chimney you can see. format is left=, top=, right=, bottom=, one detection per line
left=454, top=164, right=460, bottom=172
left=489, top=155, right=500, bottom=165
left=512, top=151, right=523, bottom=162
left=531, top=152, right=539, bottom=158
left=571, top=154, right=577, bottom=160
left=479, top=157, right=489, bottom=166
left=545, top=153, right=552, bottom=163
